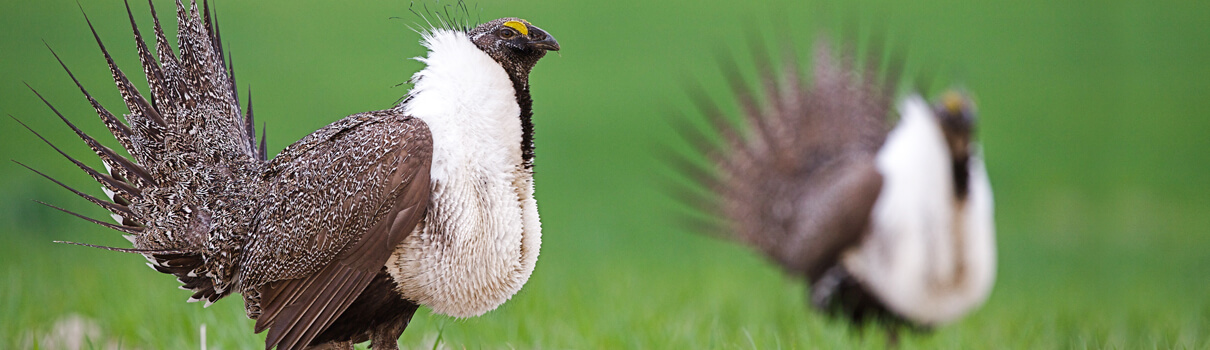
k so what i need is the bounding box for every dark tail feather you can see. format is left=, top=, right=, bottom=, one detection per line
left=859, top=26, right=899, bottom=127
left=202, top=0, right=221, bottom=64
left=654, top=139, right=720, bottom=191
left=56, top=240, right=184, bottom=254
left=11, top=116, right=142, bottom=201
left=148, top=0, right=179, bottom=65
left=747, top=37, right=792, bottom=149
left=188, top=286, right=223, bottom=306
left=43, top=43, right=136, bottom=154
left=682, top=82, right=766, bottom=177
left=659, top=175, right=721, bottom=221
left=125, top=0, right=177, bottom=118
left=665, top=109, right=720, bottom=164
left=205, top=9, right=261, bottom=156
left=259, top=122, right=268, bottom=161
left=774, top=47, right=805, bottom=138
left=227, top=50, right=240, bottom=107
left=177, top=275, right=209, bottom=289
left=13, top=161, right=134, bottom=219
left=204, top=0, right=235, bottom=93
left=674, top=212, right=729, bottom=239
left=681, top=83, right=732, bottom=154
left=146, top=251, right=222, bottom=306
left=246, top=87, right=260, bottom=160
left=175, top=0, right=191, bottom=50
left=718, top=53, right=776, bottom=156
left=35, top=200, right=143, bottom=235
left=131, top=250, right=222, bottom=305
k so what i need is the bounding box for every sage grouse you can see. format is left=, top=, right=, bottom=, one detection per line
left=677, top=40, right=995, bottom=328
left=19, top=1, right=558, bottom=349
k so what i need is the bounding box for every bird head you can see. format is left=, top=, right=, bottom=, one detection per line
left=933, top=90, right=977, bottom=162
left=469, top=18, right=560, bottom=80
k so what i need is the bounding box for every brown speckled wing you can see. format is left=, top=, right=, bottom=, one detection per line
left=774, top=155, right=882, bottom=282
left=244, top=110, right=432, bottom=350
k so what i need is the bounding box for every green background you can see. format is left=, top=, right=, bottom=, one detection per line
left=2, top=0, right=1207, bottom=348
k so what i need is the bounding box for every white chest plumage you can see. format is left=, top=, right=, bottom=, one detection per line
left=842, top=96, right=996, bottom=325
left=385, top=29, right=542, bottom=318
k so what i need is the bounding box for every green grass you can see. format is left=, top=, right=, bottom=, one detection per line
left=5, top=219, right=1208, bottom=349
left=3, top=0, right=1209, bottom=348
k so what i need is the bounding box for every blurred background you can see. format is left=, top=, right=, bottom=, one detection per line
left=1, top=0, right=1207, bottom=348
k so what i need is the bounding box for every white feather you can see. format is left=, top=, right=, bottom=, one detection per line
left=99, top=162, right=117, bottom=201
left=386, top=29, right=542, bottom=318
left=842, top=95, right=996, bottom=325
left=101, top=186, right=115, bottom=202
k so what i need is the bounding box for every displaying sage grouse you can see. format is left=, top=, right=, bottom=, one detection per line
left=676, top=40, right=995, bottom=328
left=18, top=1, right=558, bottom=349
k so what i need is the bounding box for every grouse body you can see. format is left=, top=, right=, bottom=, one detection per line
left=678, top=39, right=996, bottom=328
left=22, top=2, right=559, bottom=349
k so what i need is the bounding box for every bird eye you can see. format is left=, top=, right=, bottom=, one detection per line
left=498, top=28, right=518, bottom=39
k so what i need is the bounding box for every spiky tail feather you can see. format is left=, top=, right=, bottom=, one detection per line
left=20, top=0, right=264, bottom=307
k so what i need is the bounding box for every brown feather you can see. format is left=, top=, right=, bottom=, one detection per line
left=125, top=0, right=173, bottom=117
left=43, top=44, right=136, bottom=153
left=35, top=201, right=143, bottom=235
left=13, top=161, right=134, bottom=218
left=148, top=0, right=178, bottom=65
left=250, top=111, right=432, bottom=350
left=56, top=240, right=182, bottom=254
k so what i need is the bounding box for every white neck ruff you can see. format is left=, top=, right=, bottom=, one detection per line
left=386, top=29, right=542, bottom=318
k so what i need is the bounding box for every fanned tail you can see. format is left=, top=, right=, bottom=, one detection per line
left=21, top=0, right=265, bottom=307
left=673, top=35, right=901, bottom=255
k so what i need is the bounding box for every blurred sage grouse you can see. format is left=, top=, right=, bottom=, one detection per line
left=675, top=40, right=995, bottom=328
left=18, top=1, right=558, bottom=349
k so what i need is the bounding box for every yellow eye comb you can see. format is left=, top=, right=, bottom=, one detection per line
left=942, top=90, right=967, bottom=114
left=503, top=20, right=529, bottom=36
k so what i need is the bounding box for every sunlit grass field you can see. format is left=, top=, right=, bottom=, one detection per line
left=2, top=0, right=1209, bottom=348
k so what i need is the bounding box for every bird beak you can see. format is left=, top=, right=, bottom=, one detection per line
left=528, top=34, right=560, bottom=51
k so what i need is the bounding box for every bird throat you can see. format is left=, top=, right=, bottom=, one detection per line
left=509, top=76, right=537, bottom=169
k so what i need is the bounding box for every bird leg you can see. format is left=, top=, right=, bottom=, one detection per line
left=369, top=314, right=409, bottom=350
